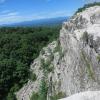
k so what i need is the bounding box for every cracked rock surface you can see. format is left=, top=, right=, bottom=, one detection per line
left=16, top=6, right=100, bottom=100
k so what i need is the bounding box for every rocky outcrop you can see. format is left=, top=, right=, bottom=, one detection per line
left=59, top=91, right=100, bottom=100
left=16, top=41, right=63, bottom=100
left=16, top=6, right=100, bottom=100
left=59, top=6, right=100, bottom=96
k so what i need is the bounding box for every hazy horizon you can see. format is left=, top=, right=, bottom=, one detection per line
left=0, top=0, right=98, bottom=25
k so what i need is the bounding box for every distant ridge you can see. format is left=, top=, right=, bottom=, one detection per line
left=1, top=17, right=69, bottom=27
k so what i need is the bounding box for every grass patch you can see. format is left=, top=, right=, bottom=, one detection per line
left=30, top=92, right=39, bottom=100
left=30, top=71, right=37, bottom=81
left=54, top=39, right=61, bottom=53
left=40, top=52, right=54, bottom=73
left=50, top=92, right=66, bottom=100
left=81, top=50, right=95, bottom=80
left=54, top=39, right=64, bottom=60
left=97, top=55, right=100, bottom=62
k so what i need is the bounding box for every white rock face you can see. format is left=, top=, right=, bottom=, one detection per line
left=75, top=6, right=100, bottom=40
left=59, top=91, right=100, bottom=100
left=59, top=6, right=100, bottom=96
left=16, top=6, right=100, bottom=100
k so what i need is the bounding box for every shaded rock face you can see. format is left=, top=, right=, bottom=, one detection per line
left=16, top=6, right=100, bottom=100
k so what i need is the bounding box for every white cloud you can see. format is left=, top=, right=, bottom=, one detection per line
left=0, top=9, right=72, bottom=25
left=7, top=12, right=19, bottom=16
left=0, top=10, right=21, bottom=25
left=0, top=11, right=19, bottom=17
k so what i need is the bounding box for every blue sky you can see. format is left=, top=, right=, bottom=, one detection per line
left=0, top=0, right=96, bottom=25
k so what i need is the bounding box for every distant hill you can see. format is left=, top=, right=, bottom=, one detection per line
left=1, top=17, right=69, bottom=27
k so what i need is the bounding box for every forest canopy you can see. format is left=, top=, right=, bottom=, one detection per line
left=0, top=26, right=60, bottom=100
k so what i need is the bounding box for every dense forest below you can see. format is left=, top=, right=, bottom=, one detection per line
left=0, top=26, right=60, bottom=100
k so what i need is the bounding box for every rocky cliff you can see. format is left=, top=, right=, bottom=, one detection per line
left=16, top=6, right=100, bottom=100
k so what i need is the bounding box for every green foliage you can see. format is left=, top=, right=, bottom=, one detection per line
left=81, top=51, right=95, bottom=80
left=75, top=2, right=100, bottom=14
left=31, top=59, right=49, bottom=100
left=30, top=77, right=48, bottom=100
left=97, top=55, right=100, bottom=62
left=54, top=39, right=64, bottom=60
left=54, top=39, right=61, bottom=53
left=41, top=58, right=54, bottom=73
left=7, top=93, right=16, bottom=100
left=38, top=77, right=48, bottom=100
left=30, top=71, right=37, bottom=81
left=0, top=26, right=60, bottom=100
left=49, top=53, right=54, bottom=62
left=6, top=84, right=19, bottom=100
left=47, top=64, right=54, bottom=73
left=50, top=92, right=66, bottom=100
left=30, top=92, right=39, bottom=100
left=41, top=49, right=45, bottom=55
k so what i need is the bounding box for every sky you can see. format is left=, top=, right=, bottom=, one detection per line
left=0, top=0, right=98, bottom=25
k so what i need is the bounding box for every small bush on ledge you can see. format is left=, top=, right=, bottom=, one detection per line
left=75, top=2, right=100, bottom=14
left=30, top=71, right=37, bottom=81
left=50, top=92, right=66, bottom=100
